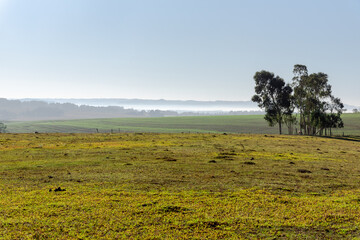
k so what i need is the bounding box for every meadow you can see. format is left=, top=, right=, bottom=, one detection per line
left=6, top=113, right=360, bottom=135
left=1, top=132, right=360, bottom=239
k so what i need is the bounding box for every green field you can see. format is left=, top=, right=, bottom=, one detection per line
left=1, top=132, right=360, bottom=239
left=6, top=113, right=360, bottom=135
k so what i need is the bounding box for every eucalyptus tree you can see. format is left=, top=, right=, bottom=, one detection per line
left=292, top=65, right=308, bottom=134
left=292, top=64, right=344, bottom=135
left=252, top=71, right=293, bottom=134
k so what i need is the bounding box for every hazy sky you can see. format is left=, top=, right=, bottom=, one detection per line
left=0, top=0, right=359, bottom=105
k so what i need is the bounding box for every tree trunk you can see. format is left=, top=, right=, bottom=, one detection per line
left=288, top=125, right=293, bottom=135
left=279, top=121, right=282, bottom=135
left=307, top=115, right=311, bottom=135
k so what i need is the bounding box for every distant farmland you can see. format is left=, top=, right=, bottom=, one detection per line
left=6, top=113, right=360, bottom=135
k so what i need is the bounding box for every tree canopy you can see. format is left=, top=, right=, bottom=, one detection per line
left=252, top=71, right=293, bottom=134
left=292, top=65, right=343, bottom=135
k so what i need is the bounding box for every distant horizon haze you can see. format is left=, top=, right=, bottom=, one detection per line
left=17, top=98, right=359, bottom=113
left=18, top=98, right=262, bottom=112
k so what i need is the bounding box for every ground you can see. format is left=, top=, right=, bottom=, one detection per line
left=1, top=133, right=360, bottom=239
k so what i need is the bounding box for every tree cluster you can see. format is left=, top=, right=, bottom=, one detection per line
left=252, top=65, right=344, bottom=135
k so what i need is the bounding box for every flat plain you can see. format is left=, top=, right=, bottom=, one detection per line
left=1, top=132, right=360, bottom=239
left=6, top=113, right=360, bottom=135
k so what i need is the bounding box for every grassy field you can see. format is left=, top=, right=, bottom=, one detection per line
left=6, top=113, right=360, bottom=135
left=1, top=132, right=360, bottom=239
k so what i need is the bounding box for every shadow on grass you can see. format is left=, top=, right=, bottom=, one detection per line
left=319, top=135, right=360, bottom=142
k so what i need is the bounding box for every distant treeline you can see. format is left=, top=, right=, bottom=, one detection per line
left=0, top=98, right=179, bottom=121
left=0, top=99, right=264, bottom=121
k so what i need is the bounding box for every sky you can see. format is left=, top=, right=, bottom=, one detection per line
left=0, top=0, right=359, bottom=105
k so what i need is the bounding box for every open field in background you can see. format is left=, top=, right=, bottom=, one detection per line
left=1, top=133, right=360, bottom=239
left=6, top=113, right=360, bottom=135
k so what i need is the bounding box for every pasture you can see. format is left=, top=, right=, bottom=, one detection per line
left=6, top=113, right=360, bottom=135
left=1, top=133, right=360, bottom=239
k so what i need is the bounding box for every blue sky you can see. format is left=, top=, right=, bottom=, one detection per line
left=0, top=0, right=359, bottom=105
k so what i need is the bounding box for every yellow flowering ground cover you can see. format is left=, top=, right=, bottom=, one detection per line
left=0, top=133, right=360, bottom=239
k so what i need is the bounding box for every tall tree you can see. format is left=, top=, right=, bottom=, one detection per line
left=292, top=64, right=308, bottom=134
left=292, top=64, right=344, bottom=135
left=252, top=71, right=293, bottom=134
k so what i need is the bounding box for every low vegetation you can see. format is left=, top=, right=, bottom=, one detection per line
left=1, top=133, right=360, bottom=239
